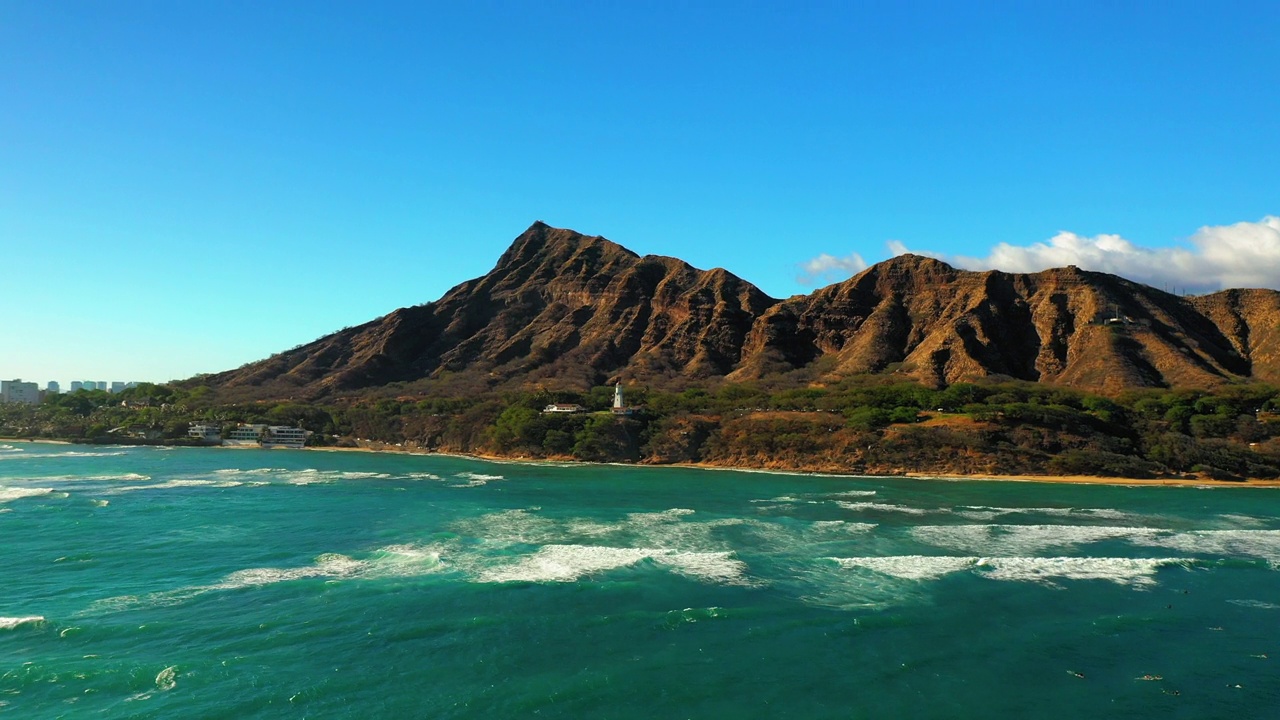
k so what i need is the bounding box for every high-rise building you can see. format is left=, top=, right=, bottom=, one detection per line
left=70, top=381, right=84, bottom=392
left=46, top=381, right=60, bottom=394
left=1, top=379, right=40, bottom=404
left=95, top=381, right=108, bottom=391
left=110, top=382, right=126, bottom=394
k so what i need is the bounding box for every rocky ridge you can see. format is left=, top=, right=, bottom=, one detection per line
left=199, top=222, right=1280, bottom=399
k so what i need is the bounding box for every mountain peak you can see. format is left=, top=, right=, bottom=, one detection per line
left=194, top=223, right=1280, bottom=399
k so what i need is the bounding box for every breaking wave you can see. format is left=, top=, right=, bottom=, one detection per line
left=833, top=555, right=1190, bottom=587
left=0, top=615, right=45, bottom=630
left=476, top=544, right=749, bottom=585
left=0, top=486, right=54, bottom=504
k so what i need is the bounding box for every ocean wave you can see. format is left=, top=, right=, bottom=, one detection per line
left=0, top=615, right=44, bottom=630
left=833, top=555, right=1188, bottom=587
left=87, top=545, right=450, bottom=613
left=475, top=544, right=748, bottom=585
left=831, top=555, right=975, bottom=580
left=452, top=471, right=504, bottom=487
left=955, top=506, right=1137, bottom=522
left=911, top=524, right=1163, bottom=555
left=102, top=478, right=245, bottom=494
left=1227, top=599, right=1280, bottom=610
left=836, top=501, right=930, bottom=515
left=1217, top=513, right=1269, bottom=527
left=0, top=486, right=55, bottom=503
left=1133, top=529, right=1280, bottom=563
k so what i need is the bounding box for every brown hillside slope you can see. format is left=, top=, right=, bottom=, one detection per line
left=200, top=222, right=779, bottom=398
left=197, top=223, right=1280, bottom=399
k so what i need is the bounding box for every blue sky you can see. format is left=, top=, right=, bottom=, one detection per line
left=3, top=1, right=1278, bottom=384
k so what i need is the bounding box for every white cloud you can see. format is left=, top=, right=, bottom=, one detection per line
left=805, top=216, right=1280, bottom=292
left=797, top=251, right=868, bottom=285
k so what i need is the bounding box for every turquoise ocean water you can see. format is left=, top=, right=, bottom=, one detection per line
left=2, top=442, right=1278, bottom=718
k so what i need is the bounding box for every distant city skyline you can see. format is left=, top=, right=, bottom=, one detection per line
left=1, top=378, right=139, bottom=394
left=3, top=2, right=1277, bottom=382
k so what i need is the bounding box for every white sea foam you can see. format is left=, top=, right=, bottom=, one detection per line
left=0, top=616, right=44, bottom=630
left=452, top=471, right=503, bottom=487
left=155, top=666, right=177, bottom=691
left=456, top=508, right=562, bottom=544
left=753, top=490, right=877, bottom=505
left=836, top=501, right=930, bottom=515
left=974, top=556, right=1186, bottom=587
left=476, top=544, right=747, bottom=585
left=832, top=555, right=1187, bottom=587
left=955, top=505, right=1138, bottom=522
left=87, top=544, right=453, bottom=614
left=1133, top=529, right=1280, bottom=563
left=1217, top=513, right=1268, bottom=527
left=912, top=524, right=1162, bottom=555
left=832, top=555, right=977, bottom=580
left=1227, top=599, right=1280, bottom=610
left=0, top=486, right=54, bottom=503
left=103, top=478, right=244, bottom=494
left=654, top=550, right=749, bottom=584
left=750, top=495, right=816, bottom=504
left=405, top=472, right=444, bottom=480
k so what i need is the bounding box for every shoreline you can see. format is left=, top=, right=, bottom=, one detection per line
left=309, top=443, right=1280, bottom=488
left=11, top=436, right=1280, bottom=488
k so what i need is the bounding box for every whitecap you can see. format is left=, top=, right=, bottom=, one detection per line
left=476, top=544, right=747, bottom=585
left=1227, top=599, right=1280, bottom=610
left=451, top=471, right=504, bottom=487
left=955, top=505, right=1137, bottom=522
left=155, top=666, right=177, bottom=691
left=0, top=615, right=44, bottom=630
left=1217, top=514, right=1269, bottom=528
left=836, top=501, right=930, bottom=515
left=974, top=556, right=1187, bottom=587
left=832, top=555, right=1188, bottom=587
left=832, top=555, right=976, bottom=580
left=912, top=524, right=1162, bottom=555
left=0, top=487, right=54, bottom=503
left=1135, top=529, right=1280, bottom=563
left=104, top=479, right=242, bottom=494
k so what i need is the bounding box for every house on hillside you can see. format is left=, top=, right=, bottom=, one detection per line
left=542, top=403, right=585, bottom=414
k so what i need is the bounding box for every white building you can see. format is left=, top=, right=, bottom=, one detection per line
left=46, top=381, right=60, bottom=394
left=263, top=426, right=309, bottom=449
left=611, top=382, right=633, bottom=415
left=188, top=423, right=222, bottom=442
left=223, top=424, right=268, bottom=446
left=1, top=379, right=40, bottom=404
left=542, top=403, right=585, bottom=413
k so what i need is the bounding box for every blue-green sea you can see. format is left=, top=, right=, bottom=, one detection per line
left=2, top=442, right=1279, bottom=718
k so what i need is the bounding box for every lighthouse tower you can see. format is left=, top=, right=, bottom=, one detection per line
left=613, top=382, right=624, bottom=410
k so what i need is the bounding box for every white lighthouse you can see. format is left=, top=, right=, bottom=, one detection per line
left=611, top=382, right=632, bottom=415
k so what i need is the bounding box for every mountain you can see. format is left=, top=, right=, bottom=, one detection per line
left=197, top=222, right=1280, bottom=399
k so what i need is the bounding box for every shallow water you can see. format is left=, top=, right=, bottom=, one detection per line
left=2, top=443, right=1278, bottom=717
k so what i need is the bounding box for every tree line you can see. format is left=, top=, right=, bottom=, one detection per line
left=4, top=378, right=1280, bottom=480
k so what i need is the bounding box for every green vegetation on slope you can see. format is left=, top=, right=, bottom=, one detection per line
left=5, top=378, right=1280, bottom=480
